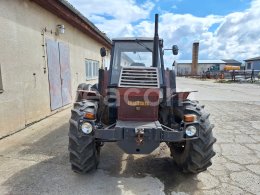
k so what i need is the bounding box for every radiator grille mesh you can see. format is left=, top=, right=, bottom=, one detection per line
left=119, top=67, right=159, bottom=88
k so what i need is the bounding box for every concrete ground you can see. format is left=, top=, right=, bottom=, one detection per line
left=0, top=77, right=259, bottom=195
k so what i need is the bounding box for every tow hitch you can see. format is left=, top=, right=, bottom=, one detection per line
left=135, top=128, right=144, bottom=145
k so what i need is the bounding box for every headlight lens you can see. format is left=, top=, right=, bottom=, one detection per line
left=185, top=125, right=197, bottom=137
left=81, top=122, right=93, bottom=134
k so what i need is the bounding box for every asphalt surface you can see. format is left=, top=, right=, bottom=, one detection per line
left=0, top=77, right=260, bottom=195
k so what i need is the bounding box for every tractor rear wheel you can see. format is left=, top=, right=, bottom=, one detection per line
left=169, top=100, right=216, bottom=173
left=68, top=100, right=100, bottom=174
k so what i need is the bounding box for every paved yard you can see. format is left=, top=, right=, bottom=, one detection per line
left=0, top=78, right=259, bottom=195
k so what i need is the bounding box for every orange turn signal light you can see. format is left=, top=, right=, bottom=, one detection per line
left=84, top=112, right=95, bottom=120
left=184, top=114, right=196, bottom=122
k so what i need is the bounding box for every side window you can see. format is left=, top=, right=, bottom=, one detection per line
left=85, top=59, right=99, bottom=80
left=0, top=64, right=3, bottom=93
left=247, top=62, right=251, bottom=69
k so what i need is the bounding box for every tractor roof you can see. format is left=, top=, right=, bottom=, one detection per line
left=112, top=37, right=163, bottom=41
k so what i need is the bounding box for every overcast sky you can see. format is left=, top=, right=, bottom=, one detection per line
left=67, top=0, right=260, bottom=64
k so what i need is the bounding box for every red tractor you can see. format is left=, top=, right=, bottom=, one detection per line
left=68, top=14, right=216, bottom=174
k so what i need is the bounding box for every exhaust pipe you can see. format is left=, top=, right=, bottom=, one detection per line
left=152, top=14, right=159, bottom=67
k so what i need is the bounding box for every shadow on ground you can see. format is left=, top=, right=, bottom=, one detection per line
left=3, top=123, right=199, bottom=195
left=100, top=143, right=198, bottom=194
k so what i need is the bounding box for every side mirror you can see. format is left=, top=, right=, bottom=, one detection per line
left=100, top=47, right=106, bottom=57
left=172, top=45, right=179, bottom=55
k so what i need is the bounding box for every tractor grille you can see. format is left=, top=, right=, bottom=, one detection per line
left=119, top=67, right=159, bottom=88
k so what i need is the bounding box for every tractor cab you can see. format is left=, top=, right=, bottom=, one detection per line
left=98, top=36, right=179, bottom=123
left=109, top=38, right=164, bottom=87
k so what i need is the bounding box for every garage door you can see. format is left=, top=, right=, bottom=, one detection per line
left=59, top=42, right=72, bottom=106
left=46, top=39, right=72, bottom=110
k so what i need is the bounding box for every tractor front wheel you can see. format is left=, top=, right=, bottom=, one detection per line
left=68, top=100, right=100, bottom=174
left=169, top=100, right=216, bottom=173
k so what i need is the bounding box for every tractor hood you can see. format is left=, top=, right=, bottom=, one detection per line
left=117, top=67, right=160, bottom=121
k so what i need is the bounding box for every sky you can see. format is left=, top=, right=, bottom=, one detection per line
left=67, top=0, right=260, bottom=65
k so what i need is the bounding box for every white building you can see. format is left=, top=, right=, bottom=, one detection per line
left=0, top=0, right=111, bottom=138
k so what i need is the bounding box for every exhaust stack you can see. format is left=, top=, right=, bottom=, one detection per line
left=152, top=14, right=159, bottom=67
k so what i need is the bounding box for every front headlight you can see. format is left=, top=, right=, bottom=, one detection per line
left=81, top=122, right=93, bottom=134
left=185, top=125, right=197, bottom=137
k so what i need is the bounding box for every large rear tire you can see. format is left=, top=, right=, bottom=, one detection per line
left=169, top=100, right=216, bottom=173
left=68, top=100, right=100, bottom=174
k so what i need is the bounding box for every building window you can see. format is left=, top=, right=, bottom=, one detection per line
left=247, top=62, right=251, bottom=69
left=85, top=59, right=99, bottom=80
left=0, top=64, right=3, bottom=93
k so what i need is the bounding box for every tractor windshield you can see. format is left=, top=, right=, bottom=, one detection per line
left=110, top=40, right=161, bottom=85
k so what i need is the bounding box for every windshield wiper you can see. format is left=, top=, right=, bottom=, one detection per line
left=135, top=39, right=153, bottom=52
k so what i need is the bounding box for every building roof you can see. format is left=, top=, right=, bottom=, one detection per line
left=222, top=59, right=241, bottom=64
left=177, top=60, right=226, bottom=64
left=112, top=37, right=162, bottom=41
left=244, top=56, right=260, bottom=61
left=33, top=0, right=112, bottom=49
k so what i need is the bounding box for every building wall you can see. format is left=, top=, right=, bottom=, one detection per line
left=177, top=63, right=226, bottom=75
left=254, top=61, right=260, bottom=70
left=176, top=64, right=191, bottom=75
left=0, top=0, right=109, bottom=137
left=246, top=60, right=260, bottom=70
left=197, top=64, right=213, bottom=74
left=198, top=63, right=226, bottom=74
left=219, top=64, right=227, bottom=71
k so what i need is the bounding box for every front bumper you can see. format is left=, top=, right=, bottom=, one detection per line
left=92, top=120, right=199, bottom=154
